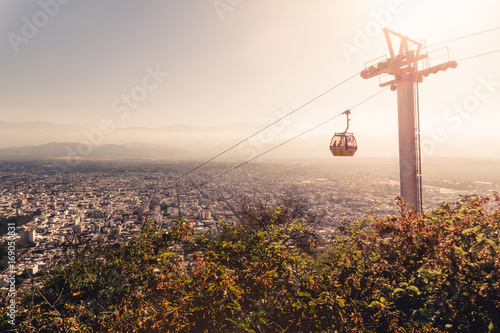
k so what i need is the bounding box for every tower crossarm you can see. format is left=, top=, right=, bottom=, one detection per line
left=360, top=52, right=428, bottom=80
left=417, top=60, right=457, bottom=78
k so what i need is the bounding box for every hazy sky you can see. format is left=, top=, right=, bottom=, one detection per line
left=0, top=0, right=499, bottom=158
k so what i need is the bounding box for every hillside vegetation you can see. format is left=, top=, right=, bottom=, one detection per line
left=1, top=195, right=500, bottom=332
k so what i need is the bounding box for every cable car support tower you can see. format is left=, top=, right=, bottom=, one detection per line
left=360, top=28, right=457, bottom=213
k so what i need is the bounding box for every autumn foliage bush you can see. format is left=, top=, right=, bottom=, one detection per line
left=1, top=195, right=499, bottom=332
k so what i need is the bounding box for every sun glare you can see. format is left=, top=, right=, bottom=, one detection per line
left=397, top=0, right=493, bottom=42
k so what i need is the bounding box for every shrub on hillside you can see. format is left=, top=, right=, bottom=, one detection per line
left=1, top=195, right=498, bottom=332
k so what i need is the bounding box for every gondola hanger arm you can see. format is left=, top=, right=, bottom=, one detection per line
left=342, top=110, right=351, bottom=133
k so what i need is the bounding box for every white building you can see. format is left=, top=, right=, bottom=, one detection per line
left=20, top=229, right=36, bottom=243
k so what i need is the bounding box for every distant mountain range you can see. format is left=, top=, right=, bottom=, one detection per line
left=0, top=120, right=398, bottom=160
left=0, top=120, right=254, bottom=149
left=0, top=136, right=395, bottom=161
left=0, top=120, right=496, bottom=161
left=0, top=142, right=191, bottom=160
